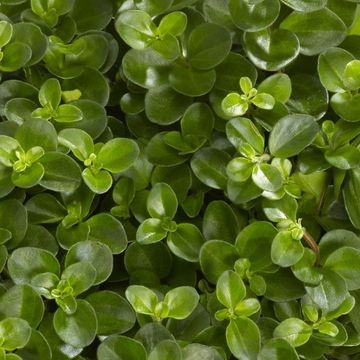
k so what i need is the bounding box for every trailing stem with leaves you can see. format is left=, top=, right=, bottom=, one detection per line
left=1, top=0, right=360, bottom=359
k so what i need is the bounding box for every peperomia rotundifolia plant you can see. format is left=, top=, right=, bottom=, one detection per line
left=1, top=0, right=360, bottom=359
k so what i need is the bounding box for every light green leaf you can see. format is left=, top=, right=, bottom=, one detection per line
left=115, top=10, right=156, bottom=50
left=0, top=318, right=31, bottom=351
left=226, top=317, right=261, bottom=360
left=221, top=93, right=248, bottom=117
left=274, top=318, right=312, bottom=347
left=58, top=128, right=94, bottom=161
left=125, top=285, right=158, bottom=316
left=158, top=11, right=187, bottom=36
left=0, top=21, right=13, bottom=48
left=163, top=286, right=199, bottom=319
left=252, top=163, right=283, bottom=192
left=271, top=231, right=304, bottom=267
left=98, top=138, right=139, bottom=173
left=216, top=270, right=246, bottom=309
left=167, top=223, right=204, bottom=262
left=39, top=78, right=62, bottom=110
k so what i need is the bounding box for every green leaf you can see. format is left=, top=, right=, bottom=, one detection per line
left=148, top=340, right=182, bottom=360
left=125, top=285, right=158, bottom=316
left=221, top=93, right=248, bottom=117
left=0, top=318, right=31, bottom=351
left=344, top=169, right=360, bottom=229
left=252, top=163, right=283, bottom=192
left=319, top=229, right=360, bottom=263
left=216, top=270, right=246, bottom=309
left=169, top=64, right=216, bottom=97
left=191, top=147, right=230, bottom=189
left=115, top=10, right=156, bottom=50
left=122, top=48, right=171, bottom=89
left=236, top=221, right=277, bottom=271
left=324, top=247, right=360, bottom=290
left=39, top=79, right=61, bottom=110
left=125, top=242, right=172, bottom=281
left=163, top=286, right=199, bottom=319
left=244, top=29, right=300, bottom=71
left=330, top=92, right=360, bottom=122
left=11, top=162, right=44, bottom=189
left=269, top=114, right=319, bottom=158
left=8, top=247, right=60, bottom=284
left=15, top=329, right=52, bottom=360
left=187, top=23, right=232, bottom=70
left=39, top=152, right=82, bottom=194
left=229, top=0, right=280, bottom=32
left=0, top=43, right=32, bottom=72
left=55, top=104, right=83, bottom=123
left=58, top=128, right=94, bottom=161
left=98, top=138, right=139, bottom=173
left=215, top=52, right=257, bottom=92
left=317, top=47, right=354, bottom=92
left=11, top=22, right=48, bottom=66
left=251, top=93, right=275, bottom=110
left=263, top=268, right=305, bottom=301
left=182, top=343, right=223, bottom=360
left=280, top=8, right=347, bottom=55
left=145, top=85, right=192, bottom=125
left=158, top=11, right=187, bottom=36
left=65, top=241, right=113, bottom=285
left=274, top=318, right=312, bottom=347
left=305, top=270, right=349, bottom=312
left=136, top=218, right=168, bottom=245
left=258, top=74, right=292, bottom=104
left=271, top=231, right=304, bottom=267
left=97, top=335, right=147, bottom=360
left=62, top=262, right=96, bottom=296
left=16, top=118, right=58, bottom=152
left=258, top=338, right=299, bottom=360
left=200, top=240, right=239, bottom=283
left=181, top=103, right=214, bottom=139
left=0, top=284, right=44, bottom=328
left=281, top=0, right=326, bottom=12
left=203, top=200, right=246, bottom=243
left=147, top=182, right=178, bottom=219
left=87, top=213, right=128, bottom=254
left=325, top=145, right=360, bottom=170
left=226, top=317, right=261, bottom=360
left=53, top=299, right=97, bottom=348
left=0, top=21, right=12, bottom=48
left=82, top=168, right=113, bottom=194
left=134, top=0, right=173, bottom=16
left=70, top=0, right=113, bottom=33
left=0, top=199, right=27, bottom=249
left=167, top=223, right=204, bottom=262
left=150, top=33, right=180, bottom=60
left=291, top=248, right=323, bottom=285
left=262, top=195, right=298, bottom=222
left=343, top=59, right=360, bottom=90
left=86, top=291, right=136, bottom=336
left=57, top=99, right=107, bottom=139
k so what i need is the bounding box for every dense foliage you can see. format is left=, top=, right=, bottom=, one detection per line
left=1, top=0, right=360, bottom=359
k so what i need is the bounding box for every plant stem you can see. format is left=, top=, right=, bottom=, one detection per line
left=303, top=231, right=320, bottom=262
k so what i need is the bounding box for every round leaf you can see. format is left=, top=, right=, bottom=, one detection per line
left=269, top=114, right=319, bottom=158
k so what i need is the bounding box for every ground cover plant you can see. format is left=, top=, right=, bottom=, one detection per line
left=2, top=0, right=360, bottom=359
